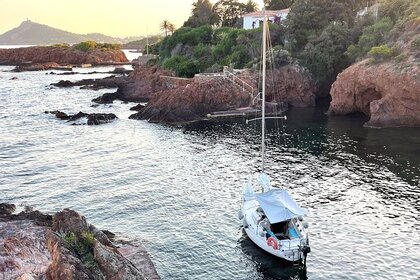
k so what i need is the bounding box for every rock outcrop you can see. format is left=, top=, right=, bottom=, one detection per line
left=329, top=20, right=420, bottom=128
left=51, top=62, right=317, bottom=124
left=0, top=203, right=160, bottom=280
left=45, top=111, right=117, bottom=125
left=329, top=60, right=420, bottom=127
left=0, top=46, right=128, bottom=68
left=130, top=65, right=316, bottom=124
left=130, top=77, right=251, bottom=123
left=53, top=75, right=130, bottom=91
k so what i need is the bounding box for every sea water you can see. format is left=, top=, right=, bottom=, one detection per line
left=0, top=62, right=419, bottom=279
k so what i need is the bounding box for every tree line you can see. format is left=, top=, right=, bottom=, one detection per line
left=153, top=0, right=419, bottom=92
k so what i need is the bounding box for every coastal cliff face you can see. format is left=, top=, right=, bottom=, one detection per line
left=52, top=63, right=317, bottom=124
left=329, top=20, right=420, bottom=128
left=329, top=60, right=420, bottom=127
left=128, top=65, right=316, bottom=123
left=0, top=46, right=128, bottom=66
left=132, top=77, right=251, bottom=123
left=0, top=204, right=160, bottom=280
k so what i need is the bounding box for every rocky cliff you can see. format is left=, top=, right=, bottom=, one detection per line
left=130, top=65, right=316, bottom=123
left=329, top=20, right=420, bottom=128
left=0, top=203, right=160, bottom=280
left=52, top=63, right=317, bottom=124
left=0, top=46, right=128, bottom=67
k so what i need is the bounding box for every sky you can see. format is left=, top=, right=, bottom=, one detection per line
left=0, top=0, right=263, bottom=38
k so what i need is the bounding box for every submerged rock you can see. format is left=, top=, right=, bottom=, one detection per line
left=91, top=92, right=118, bottom=104
left=52, top=75, right=129, bottom=91
left=129, top=104, right=145, bottom=111
left=45, top=111, right=117, bottom=125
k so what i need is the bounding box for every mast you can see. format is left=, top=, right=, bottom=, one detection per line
left=261, top=10, right=267, bottom=173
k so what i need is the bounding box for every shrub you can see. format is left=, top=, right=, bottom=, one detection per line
left=346, top=17, right=394, bottom=61
left=63, top=231, right=97, bottom=268
left=74, top=41, right=98, bottom=52
left=73, top=41, right=121, bottom=52
left=163, top=55, right=200, bottom=77
left=271, top=46, right=292, bottom=66
left=368, top=45, right=396, bottom=61
left=52, top=43, right=70, bottom=48
left=81, top=231, right=95, bottom=247
left=412, top=37, right=420, bottom=49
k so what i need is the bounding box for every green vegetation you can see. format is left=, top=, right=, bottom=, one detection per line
left=154, top=0, right=418, bottom=88
left=346, top=18, right=394, bottom=62
left=160, top=20, right=176, bottom=37
left=368, top=44, right=396, bottom=61
left=73, top=41, right=121, bottom=52
left=63, top=231, right=97, bottom=268
left=301, top=22, right=353, bottom=86
left=155, top=25, right=280, bottom=77
left=163, top=55, right=200, bottom=77
left=184, top=0, right=258, bottom=28
left=264, top=0, right=295, bottom=10
left=412, top=37, right=420, bottom=49
left=52, top=43, right=70, bottom=48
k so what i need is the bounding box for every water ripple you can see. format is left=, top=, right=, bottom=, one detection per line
left=0, top=65, right=419, bottom=279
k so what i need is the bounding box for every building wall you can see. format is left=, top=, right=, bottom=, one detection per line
left=243, top=12, right=289, bottom=30
left=243, top=15, right=277, bottom=30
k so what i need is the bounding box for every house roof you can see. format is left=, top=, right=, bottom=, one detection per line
left=242, top=9, right=290, bottom=18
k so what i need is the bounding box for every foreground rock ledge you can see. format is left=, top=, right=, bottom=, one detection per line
left=0, top=203, right=160, bottom=280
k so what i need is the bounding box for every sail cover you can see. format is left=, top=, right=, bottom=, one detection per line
left=255, top=189, right=305, bottom=223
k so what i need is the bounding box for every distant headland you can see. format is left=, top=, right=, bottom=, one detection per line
left=0, top=20, right=141, bottom=45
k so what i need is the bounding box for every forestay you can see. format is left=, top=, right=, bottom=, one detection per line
left=255, top=189, right=305, bottom=223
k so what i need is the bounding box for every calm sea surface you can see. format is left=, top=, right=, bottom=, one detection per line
left=0, top=59, right=419, bottom=279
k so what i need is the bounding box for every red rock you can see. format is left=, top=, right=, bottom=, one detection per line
left=129, top=65, right=316, bottom=123
left=0, top=220, right=50, bottom=279
left=0, top=46, right=128, bottom=67
left=93, top=240, right=148, bottom=280
left=46, top=230, right=93, bottom=280
left=329, top=21, right=420, bottom=128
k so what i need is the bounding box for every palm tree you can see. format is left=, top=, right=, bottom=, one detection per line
left=167, top=23, right=176, bottom=35
left=160, top=20, right=175, bottom=36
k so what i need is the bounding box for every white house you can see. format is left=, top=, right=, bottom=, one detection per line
left=242, top=9, right=289, bottom=30
left=357, top=3, right=379, bottom=19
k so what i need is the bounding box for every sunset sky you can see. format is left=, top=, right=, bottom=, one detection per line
left=0, top=0, right=263, bottom=37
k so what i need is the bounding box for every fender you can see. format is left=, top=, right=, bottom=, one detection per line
left=266, top=237, right=279, bottom=250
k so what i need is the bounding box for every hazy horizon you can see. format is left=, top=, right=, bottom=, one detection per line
left=0, top=0, right=263, bottom=37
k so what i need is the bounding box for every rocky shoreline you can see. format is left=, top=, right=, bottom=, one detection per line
left=51, top=64, right=317, bottom=124
left=0, top=203, right=160, bottom=280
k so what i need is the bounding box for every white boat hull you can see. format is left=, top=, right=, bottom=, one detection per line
left=241, top=199, right=309, bottom=263
left=243, top=222, right=303, bottom=262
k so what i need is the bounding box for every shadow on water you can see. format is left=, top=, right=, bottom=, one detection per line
left=238, top=228, right=308, bottom=280
left=186, top=107, right=420, bottom=186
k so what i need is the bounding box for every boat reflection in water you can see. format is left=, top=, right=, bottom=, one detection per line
left=238, top=231, right=308, bottom=280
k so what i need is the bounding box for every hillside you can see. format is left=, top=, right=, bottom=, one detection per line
left=0, top=20, right=122, bottom=45
left=122, top=35, right=162, bottom=50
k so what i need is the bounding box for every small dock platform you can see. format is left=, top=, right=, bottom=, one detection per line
left=206, top=107, right=260, bottom=120
left=206, top=106, right=287, bottom=121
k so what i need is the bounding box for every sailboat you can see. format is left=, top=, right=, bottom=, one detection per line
left=238, top=11, right=311, bottom=264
